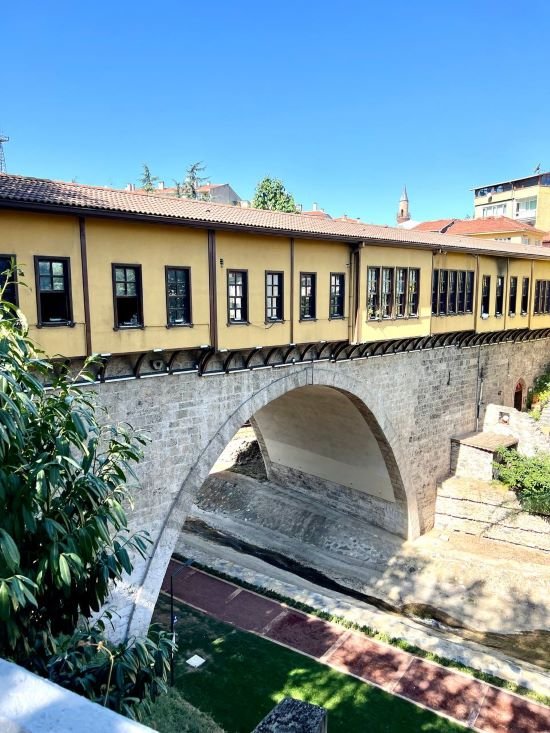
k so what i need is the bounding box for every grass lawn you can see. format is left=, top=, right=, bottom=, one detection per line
left=146, top=594, right=464, bottom=733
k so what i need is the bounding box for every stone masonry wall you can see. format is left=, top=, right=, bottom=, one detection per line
left=90, top=338, right=550, bottom=639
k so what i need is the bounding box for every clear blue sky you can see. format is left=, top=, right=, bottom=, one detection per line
left=3, top=1, right=550, bottom=224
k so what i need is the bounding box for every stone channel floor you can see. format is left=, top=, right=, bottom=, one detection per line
left=162, top=558, right=550, bottom=733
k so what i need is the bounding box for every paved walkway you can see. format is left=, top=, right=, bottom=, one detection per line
left=162, top=559, right=550, bottom=733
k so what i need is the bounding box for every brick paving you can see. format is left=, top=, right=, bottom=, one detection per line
left=162, top=560, right=550, bottom=733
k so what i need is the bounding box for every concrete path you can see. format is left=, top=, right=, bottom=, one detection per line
left=162, top=559, right=550, bottom=733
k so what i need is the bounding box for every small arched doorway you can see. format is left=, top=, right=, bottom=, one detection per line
left=514, top=380, right=524, bottom=411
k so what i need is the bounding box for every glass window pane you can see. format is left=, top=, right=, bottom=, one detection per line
left=126, top=268, right=136, bottom=282
left=39, top=261, right=50, bottom=275
left=52, top=262, right=64, bottom=276
left=40, top=276, right=52, bottom=291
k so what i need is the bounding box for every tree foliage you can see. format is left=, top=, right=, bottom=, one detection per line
left=252, top=176, right=297, bottom=213
left=181, top=161, right=209, bottom=200
left=0, top=272, right=173, bottom=720
left=140, top=164, right=159, bottom=193
left=495, top=447, right=550, bottom=516
left=527, top=368, right=550, bottom=420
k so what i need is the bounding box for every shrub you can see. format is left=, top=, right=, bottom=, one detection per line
left=0, top=273, right=173, bottom=721
left=527, top=368, right=550, bottom=419
left=495, top=447, right=550, bottom=516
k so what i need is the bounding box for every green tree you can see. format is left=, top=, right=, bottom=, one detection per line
left=0, top=271, right=173, bottom=721
left=180, top=161, right=209, bottom=200
left=140, top=164, right=159, bottom=193
left=252, top=176, right=297, bottom=213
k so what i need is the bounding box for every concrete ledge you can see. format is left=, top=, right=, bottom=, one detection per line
left=0, top=658, right=155, bottom=733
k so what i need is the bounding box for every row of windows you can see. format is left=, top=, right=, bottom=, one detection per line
left=228, top=271, right=346, bottom=323
left=367, top=267, right=420, bottom=320
left=4, top=255, right=550, bottom=331
left=0, top=256, right=347, bottom=328
left=431, top=270, right=475, bottom=316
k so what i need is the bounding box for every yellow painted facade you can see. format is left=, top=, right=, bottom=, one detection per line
left=360, top=246, right=432, bottom=342
left=431, top=252, right=477, bottom=334
left=85, top=219, right=211, bottom=355
left=0, top=210, right=87, bottom=356
left=3, top=206, right=550, bottom=362
left=216, top=232, right=292, bottom=350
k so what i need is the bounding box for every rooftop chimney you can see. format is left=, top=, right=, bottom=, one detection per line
left=125, top=183, right=136, bottom=192
left=157, top=181, right=165, bottom=190
left=312, top=202, right=318, bottom=211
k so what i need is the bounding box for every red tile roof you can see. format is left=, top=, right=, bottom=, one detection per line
left=412, top=219, right=455, bottom=232
left=302, top=209, right=332, bottom=219
left=413, top=216, right=546, bottom=237
left=1, top=173, right=550, bottom=260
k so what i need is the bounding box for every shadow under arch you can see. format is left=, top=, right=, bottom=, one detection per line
left=125, top=365, right=420, bottom=639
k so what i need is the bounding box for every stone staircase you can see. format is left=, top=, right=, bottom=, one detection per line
left=435, top=476, right=550, bottom=554
left=436, top=403, right=550, bottom=554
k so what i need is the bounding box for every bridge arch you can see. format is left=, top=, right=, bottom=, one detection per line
left=123, top=365, right=420, bottom=639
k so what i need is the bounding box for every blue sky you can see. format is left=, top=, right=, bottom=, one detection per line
left=3, top=1, right=550, bottom=224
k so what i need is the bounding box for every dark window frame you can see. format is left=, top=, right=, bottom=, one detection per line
left=431, top=270, right=439, bottom=315
left=112, top=263, right=144, bottom=330
left=368, top=266, right=381, bottom=320
left=447, top=270, right=457, bottom=315
left=227, top=269, right=249, bottom=325
left=465, top=271, right=474, bottom=313
left=329, top=272, right=345, bottom=319
left=395, top=267, right=408, bottom=318
left=408, top=268, right=420, bottom=317
left=481, top=275, right=491, bottom=316
left=438, top=269, right=448, bottom=315
left=381, top=267, right=394, bottom=319
left=34, top=256, right=74, bottom=328
left=456, top=270, right=465, bottom=313
left=299, top=272, right=317, bottom=321
left=0, top=254, right=18, bottom=307
left=521, top=277, right=530, bottom=315
left=509, top=276, right=518, bottom=316
left=495, top=275, right=504, bottom=317
left=165, top=266, right=192, bottom=328
left=265, top=270, right=284, bottom=323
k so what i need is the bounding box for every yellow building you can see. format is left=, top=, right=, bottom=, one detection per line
left=473, top=172, right=550, bottom=232
left=2, top=173, right=550, bottom=369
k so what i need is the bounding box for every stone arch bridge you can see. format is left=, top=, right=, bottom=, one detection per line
left=90, top=336, right=550, bottom=639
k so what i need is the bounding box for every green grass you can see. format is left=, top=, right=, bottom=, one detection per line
left=147, top=595, right=463, bottom=733
left=177, top=556, right=550, bottom=708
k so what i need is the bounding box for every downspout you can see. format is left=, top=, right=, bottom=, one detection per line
left=289, top=237, right=295, bottom=345
left=347, top=244, right=355, bottom=344
left=79, top=217, right=92, bottom=357
left=207, top=230, right=218, bottom=351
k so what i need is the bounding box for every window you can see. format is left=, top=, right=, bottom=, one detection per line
left=431, top=270, right=439, bottom=315
left=438, top=270, right=448, bottom=315
left=516, top=197, right=537, bottom=218
left=481, top=275, right=491, bottom=316
left=35, top=257, right=72, bottom=326
left=521, top=277, right=530, bottom=314
left=457, top=271, right=465, bottom=313
left=394, top=268, right=407, bottom=318
left=448, top=270, right=457, bottom=314
left=367, top=267, right=381, bottom=320
left=113, top=265, right=143, bottom=328
left=482, top=203, right=507, bottom=217
left=227, top=270, right=248, bottom=323
left=495, top=276, right=504, bottom=316
left=381, top=267, right=393, bottom=318
left=265, top=271, right=284, bottom=322
left=534, top=280, right=550, bottom=314
left=166, top=267, right=191, bottom=326
left=0, top=255, right=17, bottom=306
left=329, top=273, right=345, bottom=319
left=465, top=271, right=474, bottom=313
left=408, top=268, right=420, bottom=316
left=300, top=272, right=316, bottom=320
left=508, top=276, right=517, bottom=315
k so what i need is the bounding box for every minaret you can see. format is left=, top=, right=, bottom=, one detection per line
left=397, top=186, right=410, bottom=224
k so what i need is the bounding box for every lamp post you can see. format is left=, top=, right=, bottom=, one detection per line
left=170, top=557, right=193, bottom=686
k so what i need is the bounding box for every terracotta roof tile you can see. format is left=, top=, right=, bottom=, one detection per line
left=447, top=216, right=546, bottom=236
left=412, top=219, right=455, bottom=232
left=1, top=173, right=550, bottom=260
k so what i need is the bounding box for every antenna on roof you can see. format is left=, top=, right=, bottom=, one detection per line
left=534, top=163, right=541, bottom=174
left=0, top=131, right=8, bottom=174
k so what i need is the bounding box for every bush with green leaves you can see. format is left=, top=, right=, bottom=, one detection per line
left=527, top=368, right=550, bottom=419
left=495, top=447, right=550, bottom=516
left=0, top=279, right=173, bottom=721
